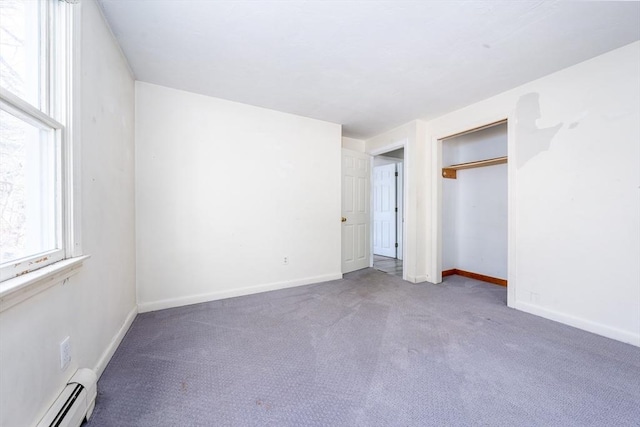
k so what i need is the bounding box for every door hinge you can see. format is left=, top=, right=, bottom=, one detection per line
left=395, top=207, right=398, bottom=212
left=395, top=172, right=398, bottom=177
left=395, top=243, right=398, bottom=248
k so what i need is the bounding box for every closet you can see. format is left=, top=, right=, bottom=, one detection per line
left=441, top=122, right=508, bottom=286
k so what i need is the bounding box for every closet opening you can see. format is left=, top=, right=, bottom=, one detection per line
left=372, top=148, right=404, bottom=278
left=440, top=120, right=508, bottom=288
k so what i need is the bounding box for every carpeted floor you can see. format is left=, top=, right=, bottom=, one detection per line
left=85, top=268, right=640, bottom=426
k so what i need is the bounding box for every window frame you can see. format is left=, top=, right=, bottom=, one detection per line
left=0, top=91, right=65, bottom=280
left=0, top=0, right=82, bottom=286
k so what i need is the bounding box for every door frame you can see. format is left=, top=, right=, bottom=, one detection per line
left=431, top=115, right=516, bottom=308
left=369, top=139, right=408, bottom=281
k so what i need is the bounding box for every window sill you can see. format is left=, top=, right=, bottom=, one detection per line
left=0, top=255, right=90, bottom=313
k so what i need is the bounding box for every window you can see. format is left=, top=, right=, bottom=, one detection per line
left=0, top=0, right=76, bottom=282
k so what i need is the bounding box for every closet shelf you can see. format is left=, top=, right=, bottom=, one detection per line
left=442, top=156, right=507, bottom=179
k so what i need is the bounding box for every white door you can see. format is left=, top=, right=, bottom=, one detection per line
left=342, top=149, right=371, bottom=273
left=373, top=164, right=397, bottom=258
left=396, top=162, right=403, bottom=261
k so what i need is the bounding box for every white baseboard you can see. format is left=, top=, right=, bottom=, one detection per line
left=94, top=305, right=138, bottom=377
left=137, top=273, right=343, bottom=313
left=514, top=300, right=640, bottom=347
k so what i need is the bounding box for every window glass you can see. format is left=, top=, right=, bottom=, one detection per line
left=0, top=109, right=58, bottom=264
left=0, top=0, right=70, bottom=281
left=0, top=0, right=42, bottom=108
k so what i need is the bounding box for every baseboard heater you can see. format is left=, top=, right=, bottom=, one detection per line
left=37, top=369, right=97, bottom=427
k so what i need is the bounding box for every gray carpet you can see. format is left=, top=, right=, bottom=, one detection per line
left=85, top=269, right=640, bottom=426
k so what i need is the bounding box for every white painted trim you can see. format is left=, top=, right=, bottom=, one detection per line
left=0, top=255, right=90, bottom=313
left=431, top=134, right=442, bottom=284
left=138, top=273, right=343, bottom=313
left=0, top=89, right=64, bottom=129
left=94, top=305, right=138, bottom=378
left=405, top=275, right=429, bottom=284
left=67, top=0, right=83, bottom=257
left=369, top=155, right=375, bottom=269
left=514, top=301, right=640, bottom=347
left=505, top=115, right=517, bottom=308
left=0, top=249, right=66, bottom=282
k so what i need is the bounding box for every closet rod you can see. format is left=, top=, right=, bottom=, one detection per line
left=442, top=156, right=507, bottom=179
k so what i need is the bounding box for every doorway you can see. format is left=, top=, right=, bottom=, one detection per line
left=372, top=148, right=404, bottom=277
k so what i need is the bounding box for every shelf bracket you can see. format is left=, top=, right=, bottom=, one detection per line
left=442, top=168, right=457, bottom=179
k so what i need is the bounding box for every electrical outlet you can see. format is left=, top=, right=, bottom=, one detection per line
left=60, top=336, right=71, bottom=370
left=283, top=256, right=289, bottom=265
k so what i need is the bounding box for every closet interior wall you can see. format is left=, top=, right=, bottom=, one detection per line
left=442, top=123, right=508, bottom=281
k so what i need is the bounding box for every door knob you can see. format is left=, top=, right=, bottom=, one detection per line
left=341, top=217, right=347, bottom=222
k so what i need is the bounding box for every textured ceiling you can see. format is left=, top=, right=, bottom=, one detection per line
left=97, top=1, right=640, bottom=139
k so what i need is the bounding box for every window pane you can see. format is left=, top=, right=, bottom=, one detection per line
left=0, top=0, right=41, bottom=108
left=0, top=109, right=57, bottom=264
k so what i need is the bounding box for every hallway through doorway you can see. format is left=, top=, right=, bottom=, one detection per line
left=373, top=254, right=403, bottom=277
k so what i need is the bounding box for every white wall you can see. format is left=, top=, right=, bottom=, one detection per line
left=423, top=41, right=640, bottom=345
left=442, top=125, right=508, bottom=278
left=135, top=82, right=342, bottom=311
left=342, top=136, right=365, bottom=152
left=0, top=2, right=137, bottom=426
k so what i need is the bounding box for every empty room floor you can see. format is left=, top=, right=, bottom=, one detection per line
left=373, top=254, right=403, bottom=277
left=85, top=269, right=640, bottom=426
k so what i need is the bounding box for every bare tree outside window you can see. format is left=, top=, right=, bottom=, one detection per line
left=1, top=0, right=57, bottom=266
